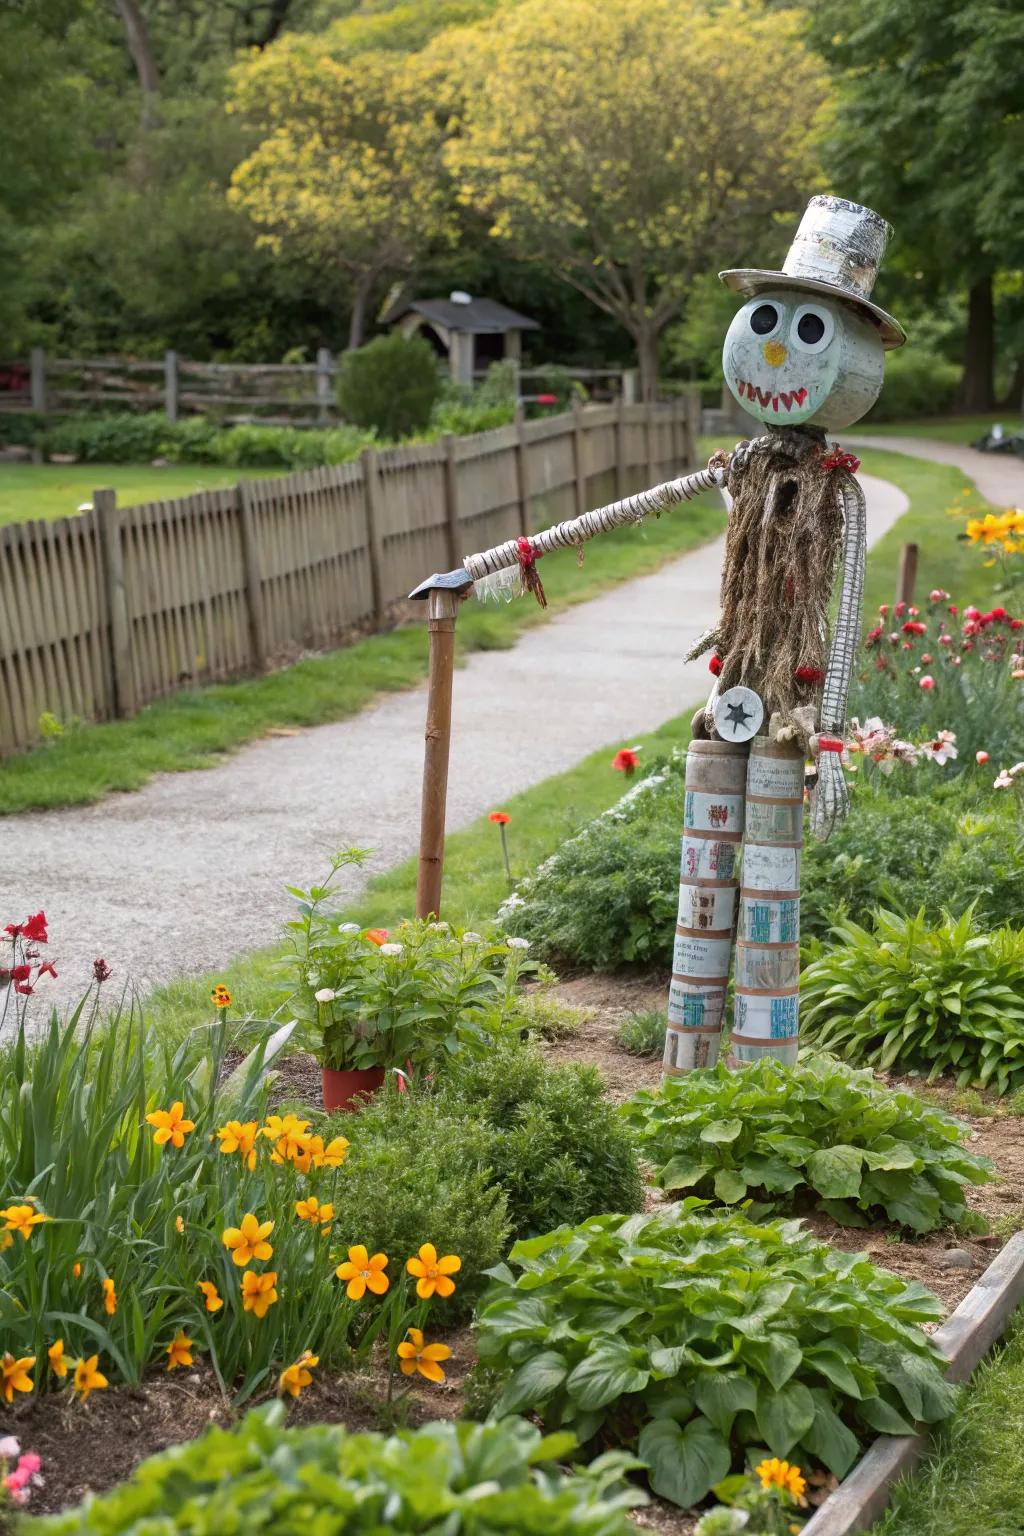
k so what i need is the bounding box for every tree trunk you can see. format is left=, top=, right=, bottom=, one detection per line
left=956, top=275, right=996, bottom=413
left=114, top=0, right=161, bottom=128
left=635, top=325, right=660, bottom=403
left=347, top=273, right=374, bottom=351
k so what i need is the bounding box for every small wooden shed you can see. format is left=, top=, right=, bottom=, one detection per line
left=382, top=291, right=540, bottom=385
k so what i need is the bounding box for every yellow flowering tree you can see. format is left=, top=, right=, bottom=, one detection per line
left=441, top=0, right=831, bottom=398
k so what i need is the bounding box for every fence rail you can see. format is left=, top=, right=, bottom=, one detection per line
left=0, top=398, right=699, bottom=757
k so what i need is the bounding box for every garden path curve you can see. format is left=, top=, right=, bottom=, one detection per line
left=848, top=434, right=1024, bottom=509
left=4, top=472, right=906, bottom=1011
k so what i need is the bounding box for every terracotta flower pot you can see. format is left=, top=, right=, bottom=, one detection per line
left=321, top=1065, right=386, bottom=1112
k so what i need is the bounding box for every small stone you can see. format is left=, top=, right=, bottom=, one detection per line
left=936, top=1247, right=976, bottom=1270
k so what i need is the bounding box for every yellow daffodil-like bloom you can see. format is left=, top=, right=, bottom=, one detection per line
left=166, top=1331, right=193, bottom=1371
left=295, top=1197, right=334, bottom=1228
left=48, top=1339, right=68, bottom=1378
left=262, top=1114, right=312, bottom=1168
left=965, top=510, right=1024, bottom=550
left=175, top=1215, right=185, bottom=1235
left=335, top=1245, right=389, bottom=1300
left=73, top=1354, right=108, bottom=1402
left=222, top=1213, right=274, bottom=1267
left=145, top=1101, right=196, bottom=1149
left=755, top=1459, right=807, bottom=1500
left=278, top=1350, right=318, bottom=1398
left=312, top=1135, right=350, bottom=1169
left=217, top=1119, right=259, bottom=1170
left=241, top=1270, right=278, bottom=1318
left=102, top=1277, right=117, bottom=1315
left=211, top=984, right=232, bottom=1009
left=406, top=1243, right=461, bottom=1300
left=0, top=1204, right=48, bottom=1240
left=0, top=1353, right=35, bottom=1404
left=197, top=1280, right=224, bottom=1313
left=396, top=1328, right=451, bottom=1384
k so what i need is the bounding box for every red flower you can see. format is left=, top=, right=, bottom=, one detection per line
left=865, top=626, right=883, bottom=647
left=948, top=605, right=959, bottom=616
left=93, top=959, right=112, bottom=984
left=708, top=654, right=723, bottom=676
left=878, top=604, right=890, bottom=616
left=964, top=606, right=981, bottom=621
left=365, top=929, right=390, bottom=946
left=612, top=749, right=640, bottom=776
left=821, top=447, right=860, bottom=474
left=1011, top=619, right=1023, bottom=630
left=535, top=393, right=557, bottom=405
left=36, top=962, right=57, bottom=981
left=11, top=966, right=30, bottom=983
left=794, top=666, right=824, bottom=683
left=14, top=983, right=33, bottom=997
left=929, top=589, right=950, bottom=603
left=901, top=621, right=927, bottom=635
left=921, top=653, right=933, bottom=664
left=894, top=602, right=907, bottom=617
left=488, top=811, right=510, bottom=825
left=987, top=607, right=1008, bottom=622
left=976, top=751, right=990, bottom=765
left=919, top=675, right=936, bottom=690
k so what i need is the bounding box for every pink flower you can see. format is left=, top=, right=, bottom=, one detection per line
left=929, top=589, right=950, bottom=603
left=17, top=1454, right=40, bottom=1476
left=922, top=731, right=957, bottom=766
left=964, top=606, right=981, bottom=621
left=878, top=603, right=890, bottom=616
left=939, top=635, right=953, bottom=646
left=919, top=675, right=935, bottom=690
left=895, top=601, right=907, bottom=617
left=902, top=621, right=927, bottom=635
left=921, top=653, right=933, bottom=663
left=976, top=751, right=990, bottom=764
left=994, top=770, right=1014, bottom=789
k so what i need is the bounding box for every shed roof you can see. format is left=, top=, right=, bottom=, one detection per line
left=384, top=296, right=540, bottom=333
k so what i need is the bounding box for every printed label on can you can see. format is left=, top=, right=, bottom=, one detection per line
left=747, top=754, right=805, bottom=800
left=684, top=790, right=744, bottom=835
left=735, top=944, right=801, bottom=992
left=738, top=896, right=800, bottom=945
left=733, top=991, right=800, bottom=1040
left=741, top=843, right=801, bottom=892
left=664, top=1027, right=721, bottom=1072
left=673, top=930, right=733, bottom=979
left=680, top=836, right=738, bottom=881
left=744, top=800, right=804, bottom=846
left=668, top=978, right=727, bottom=1030
left=677, top=883, right=737, bottom=932
left=728, top=1037, right=799, bottom=1068
left=685, top=752, right=748, bottom=796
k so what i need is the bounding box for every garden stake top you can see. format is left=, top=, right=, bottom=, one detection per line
left=411, top=194, right=904, bottom=1074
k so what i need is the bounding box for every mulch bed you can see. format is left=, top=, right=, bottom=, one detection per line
left=15, top=968, right=1024, bottom=1522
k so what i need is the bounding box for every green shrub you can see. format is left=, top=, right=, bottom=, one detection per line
left=43, top=411, right=172, bottom=462
left=865, top=347, right=960, bottom=422
left=31, top=1406, right=641, bottom=1536
left=476, top=1203, right=954, bottom=1509
left=29, top=412, right=377, bottom=470
left=337, top=333, right=442, bottom=439
left=616, top=1009, right=667, bottom=1058
left=802, top=908, right=1024, bottom=1093
left=621, top=1056, right=992, bottom=1231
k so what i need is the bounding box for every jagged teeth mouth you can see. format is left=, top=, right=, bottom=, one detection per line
left=736, top=379, right=809, bottom=412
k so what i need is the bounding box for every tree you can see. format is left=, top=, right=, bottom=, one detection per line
left=441, top=0, right=830, bottom=399
left=808, top=0, right=1024, bottom=412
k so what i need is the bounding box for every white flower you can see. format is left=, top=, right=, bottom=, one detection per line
left=0, top=1437, right=20, bottom=1461
left=314, top=988, right=336, bottom=1003
left=338, top=922, right=360, bottom=934
left=428, top=921, right=450, bottom=932
left=497, top=892, right=526, bottom=915
left=994, top=770, right=1014, bottom=789
left=507, top=937, right=530, bottom=950
left=1012, top=762, right=1024, bottom=775
left=921, top=729, right=958, bottom=766
left=379, top=942, right=404, bottom=956
left=462, top=931, right=483, bottom=943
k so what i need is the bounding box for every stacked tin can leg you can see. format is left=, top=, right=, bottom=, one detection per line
left=729, top=737, right=804, bottom=1067
left=662, top=739, right=748, bottom=1076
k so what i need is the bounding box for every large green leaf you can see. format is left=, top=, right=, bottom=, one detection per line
left=566, top=1339, right=650, bottom=1410
left=806, top=1144, right=864, bottom=1199
left=638, top=1415, right=732, bottom=1509
left=700, top=1119, right=743, bottom=1145
left=801, top=1393, right=861, bottom=1477
left=714, top=1168, right=748, bottom=1204
left=755, top=1381, right=816, bottom=1456
left=497, top=1350, right=568, bottom=1413
left=659, top=1156, right=711, bottom=1190
left=694, top=1372, right=757, bottom=1436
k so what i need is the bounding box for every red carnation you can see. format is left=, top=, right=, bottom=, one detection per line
left=794, top=666, right=824, bottom=683
left=901, top=621, right=927, bottom=635
left=708, top=654, right=723, bottom=676
left=964, top=606, right=981, bottom=621
left=894, top=602, right=907, bottom=617
left=1011, top=619, right=1023, bottom=630
left=612, top=748, right=640, bottom=776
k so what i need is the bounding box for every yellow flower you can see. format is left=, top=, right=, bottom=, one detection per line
left=211, top=984, right=232, bottom=1009
left=217, top=1120, right=259, bottom=1171
left=197, top=1280, right=223, bottom=1313
left=0, top=1352, right=35, bottom=1403
left=755, top=1458, right=807, bottom=1499
left=222, top=1213, right=274, bottom=1267
left=406, top=1243, right=461, bottom=1300
left=145, top=1101, right=196, bottom=1149
left=278, top=1350, right=318, bottom=1398
left=295, top=1197, right=334, bottom=1227
left=396, top=1327, right=451, bottom=1383
left=175, top=1215, right=185, bottom=1235
left=0, top=1233, right=11, bottom=1251
left=48, top=1339, right=68, bottom=1378
left=0, top=1204, right=48, bottom=1240
left=262, top=1114, right=312, bottom=1167
left=166, top=1331, right=193, bottom=1371
left=241, top=1270, right=278, bottom=1318
left=102, top=1277, right=117, bottom=1315
left=73, top=1354, right=108, bottom=1403
left=335, top=1245, right=389, bottom=1300
left=72, top=1261, right=82, bottom=1279
left=312, top=1135, right=350, bottom=1169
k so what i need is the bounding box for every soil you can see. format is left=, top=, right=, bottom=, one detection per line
left=20, top=967, right=1024, bottom=1522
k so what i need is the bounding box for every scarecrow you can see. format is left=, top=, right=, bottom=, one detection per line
left=412, top=195, right=904, bottom=1076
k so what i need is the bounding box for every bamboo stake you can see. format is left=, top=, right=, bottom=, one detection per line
left=415, top=588, right=461, bottom=920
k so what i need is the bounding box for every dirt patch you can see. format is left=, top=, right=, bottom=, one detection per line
left=542, top=972, right=667, bottom=1102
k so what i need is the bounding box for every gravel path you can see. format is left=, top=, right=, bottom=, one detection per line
left=849, top=434, right=1024, bottom=508
left=3, top=472, right=906, bottom=1010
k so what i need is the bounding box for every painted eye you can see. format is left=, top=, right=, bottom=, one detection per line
left=790, top=305, right=835, bottom=354
left=749, top=303, right=779, bottom=336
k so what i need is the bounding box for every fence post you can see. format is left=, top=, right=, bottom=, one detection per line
left=896, top=542, right=919, bottom=608
left=616, top=392, right=627, bottom=498
left=316, top=347, right=333, bottom=424
left=442, top=434, right=461, bottom=569
left=684, top=388, right=700, bottom=466
left=622, top=368, right=638, bottom=405
left=95, top=488, right=136, bottom=719
left=361, top=447, right=386, bottom=625
left=29, top=348, right=46, bottom=414
left=515, top=415, right=531, bottom=536
left=164, top=350, right=179, bottom=424
left=572, top=397, right=586, bottom=518
left=645, top=403, right=656, bottom=485
left=237, top=481, right=268, bottom=670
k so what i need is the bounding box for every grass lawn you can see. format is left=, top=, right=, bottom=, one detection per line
left=860, top=413, right=1023, bottom=444
left=0, top=461, right=275, bottom=525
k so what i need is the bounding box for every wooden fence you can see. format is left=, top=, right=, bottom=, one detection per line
left=0, top=398, right=698, bottom=757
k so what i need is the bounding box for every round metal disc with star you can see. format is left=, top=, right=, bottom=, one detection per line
left=713, top=686, right=764, bottom=743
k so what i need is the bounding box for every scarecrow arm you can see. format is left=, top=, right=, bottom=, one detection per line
left=810, top=471, right=866, bottom=842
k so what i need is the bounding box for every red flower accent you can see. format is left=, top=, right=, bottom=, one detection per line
left=36, top=962, right=57, bottom=981
left=822, top=447, right=861, bottom=474
left=865, top=626, right=883, bottom=646
left=708, top=654, right=723, bottom=676
left=516, top=537, right=547, bottom=608
left=1011, top=619, right=1023, bottom=630
left=612, top=749, right=640, bottom=776
left=901, top=621, right=927, bottom=635
left=488, top=811, right=510, bottom=825
left=93, top=959, right=112, bottom=984
left=878, top=604, right=890, bottom=616
left=535, top=393, right=557, bottom=405
left=794, top=666, right=824, bottom=683
left=14, top=983, right=33, bottom=997
left=818, top=736, right=845, bottom=753
left=919, top=675, right=936, bottom=690
left=365, top=929, right=390, bottom=946
left=11, top=965, right=30, bottom=983
left=894, top=602, right=907, bottom=617
left=948, top=605, right=959, bottom=616
left=964, top=606, right=981, bottom=621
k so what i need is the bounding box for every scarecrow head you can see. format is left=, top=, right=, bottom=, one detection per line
left=720, top=195, right=906, bottom=432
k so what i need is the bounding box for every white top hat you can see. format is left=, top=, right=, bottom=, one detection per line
left=719, top=194, right=906, bottom=350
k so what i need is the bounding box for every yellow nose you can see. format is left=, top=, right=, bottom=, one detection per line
left=762, top=341, right=787, bottom=367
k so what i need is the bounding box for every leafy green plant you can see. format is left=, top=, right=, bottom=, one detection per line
left=621, top=1057, right=992, bottom=1231
left=336, top=332, right=442, bottom=440
left=802, top=908, right=1024, bottom=1093
left=616, top=1009, right=667, bottom=1058
left=476, top=1203, right=954, bottom=1509
left=31, top=1407, right=643, bottom=1536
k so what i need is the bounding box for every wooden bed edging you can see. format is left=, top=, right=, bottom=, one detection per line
left=801, top=1231, right=1024, bottom=1536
